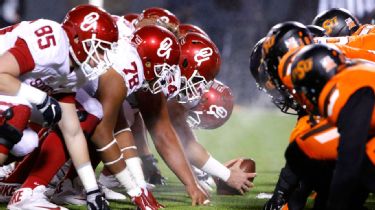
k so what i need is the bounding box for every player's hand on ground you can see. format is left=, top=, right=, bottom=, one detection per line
left=226, top=159, right=256, bottom=194
left=186, top=183, right=210, bottom=206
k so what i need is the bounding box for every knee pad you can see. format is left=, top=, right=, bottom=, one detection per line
left=10, top=127, right=39, bottom=157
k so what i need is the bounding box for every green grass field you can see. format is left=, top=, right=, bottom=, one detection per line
left=3, top=107, right=375, bottom=209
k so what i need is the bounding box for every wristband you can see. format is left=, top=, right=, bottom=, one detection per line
left=16, top=83, right=46, bottom=105
left=201, top=156, right=231, bottom=182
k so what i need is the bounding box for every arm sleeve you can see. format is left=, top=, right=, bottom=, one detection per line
left=327, top=87, right=375, bottom=210
left=8, top=38, right=35, bottom=74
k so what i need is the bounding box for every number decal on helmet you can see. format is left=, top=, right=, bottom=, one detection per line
left=157, top=37, right=173, bottom=59
left=194, top=47, right=213, bottom=67
left=207, top=105, right=227, bottom=119
left=80, top=12, right=99, bottom=31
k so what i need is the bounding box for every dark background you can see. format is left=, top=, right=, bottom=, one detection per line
left=2, top=0, right=374, bottom=106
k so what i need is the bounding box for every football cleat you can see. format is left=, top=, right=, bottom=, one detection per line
left=101, top=184, right=126, bottom=201
left=0, top=162, right=16, bottom=181
left=142, top=187, right=164, bottom=208
left=131, top=189, right=158, bottom=210
left=51, top=177, right=127, bottom=205
left=8, top=185, right=68, bottom=210
left=0, top=182, right=21, bottom=203
left=141, top=155, right=167, bottom=185
left=50, top=178, right=86, bottom=205
left=98, top=173, right=121, bottom=189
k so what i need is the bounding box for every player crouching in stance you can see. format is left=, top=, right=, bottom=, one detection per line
left=290, top=44, right=375, bottom=210
left=0, top=4, right=118, bottom=210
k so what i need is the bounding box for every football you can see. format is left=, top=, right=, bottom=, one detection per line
left=216, top=158, right=256, bottom=195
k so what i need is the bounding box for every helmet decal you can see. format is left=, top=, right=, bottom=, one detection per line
left=80, top=12, right=100, bottom=31
left=157, top=37, right=173, bottom=59
left=133, top=34, right=143, bottom=45
left=320, top=55, right=337, bottom=72
left=284, top=37, right=300, bottom=51
left=322, top=16, right=338, bottom=34
left=207, top=105, right=228, bottom=119
left=345, top=17, right=356, bottom=30
left=292, top=58, right=313, bottom=81
left=263, top=35, right=275, bottom=55
left=194, top=47, right=213, bottom=67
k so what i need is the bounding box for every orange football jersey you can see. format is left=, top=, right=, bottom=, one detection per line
left=352, top=24, right=375, bottom=36
left=318, top=63, right=375, bottom=164
left=294, top=118, right=339, bottom=160
left=289, top=115, right=311, bottom=143
left=314, top=31, right=375, bottom=58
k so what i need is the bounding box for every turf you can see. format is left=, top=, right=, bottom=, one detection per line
left=4, top=107, right=375, bottom=209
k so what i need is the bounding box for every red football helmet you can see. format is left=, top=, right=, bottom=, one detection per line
left=137, top=7, right=180, bottom=32
left=187, top=80, right=233, bottom=129
left=177, top=32, right=221, bottom=103
left=62, top=4, right=118, bottom=80
left=131, top=25, right=181, bottom=99
left=123, top=13, right=139, bottom=25
left=178, top=24, right=209, bottom=38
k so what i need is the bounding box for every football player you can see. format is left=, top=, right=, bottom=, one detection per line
left=291, top=44, right=375, bottom=210
left=117, top=9, right=213, bottom=206
left=0, top=4, right=118, bottom=210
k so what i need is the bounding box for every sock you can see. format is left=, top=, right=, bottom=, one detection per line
left=114, top=168, right=141, bottom=197
left=125, top=157, right=147, bottom=188
left=22, top=131, right=69, bottom=189
left=76, top=162, right=99, bottom=192
left=5, top=147, right=40, bottom=183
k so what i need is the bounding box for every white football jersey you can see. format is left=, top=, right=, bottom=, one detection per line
left=0, top=19, right=84, bottom=95
left=114, top=15, right=135, bottom=40
left=106, top=38, right=144, bottom=97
